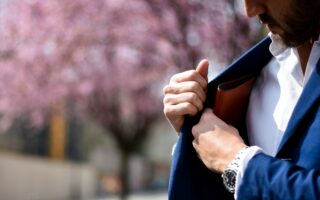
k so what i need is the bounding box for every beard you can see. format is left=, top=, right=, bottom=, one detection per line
left=259, top=0, right=320, bottom=47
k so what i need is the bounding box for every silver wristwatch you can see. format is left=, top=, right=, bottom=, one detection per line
left=222, top=147, right=249, bottom=193
left=221, top=167, right=237, bottom=193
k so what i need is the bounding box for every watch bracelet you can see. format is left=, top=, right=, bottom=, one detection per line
left=228, top=146, right=250, bottom=170
left=221, top=146, right=250, bottom=193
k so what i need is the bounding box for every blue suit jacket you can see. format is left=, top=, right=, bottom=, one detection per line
left=168, top=37, right=320, bottom=199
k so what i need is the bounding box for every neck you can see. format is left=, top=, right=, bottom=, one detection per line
left=297, top=40, right=314, bottom=74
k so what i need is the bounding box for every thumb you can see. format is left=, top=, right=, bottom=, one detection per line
left=196, top=59, right=209, bottom=80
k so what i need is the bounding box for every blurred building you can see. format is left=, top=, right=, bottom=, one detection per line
left=0, top=115, right=176, bottom=199
left=0, top=151, right=98, bottom=200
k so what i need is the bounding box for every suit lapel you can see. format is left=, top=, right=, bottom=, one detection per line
left=277, top=58, right=320, bottom=155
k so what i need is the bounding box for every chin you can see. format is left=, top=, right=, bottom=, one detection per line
left=267, top=25, right=285, bottom=38
left=276, top=31, right=307, bottom=47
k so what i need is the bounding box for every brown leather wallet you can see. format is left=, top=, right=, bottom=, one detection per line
left=213, top=75, right=255, bottom=127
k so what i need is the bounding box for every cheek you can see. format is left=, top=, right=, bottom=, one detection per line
left=283, top=3, right=317, bottom=33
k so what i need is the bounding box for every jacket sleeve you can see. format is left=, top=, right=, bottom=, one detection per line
left=238, top=153, right=320, bottom=200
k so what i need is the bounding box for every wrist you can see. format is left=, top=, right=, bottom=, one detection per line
left=221, top=146, right=250, bottom=193
left=221, top=143, right=248, bottom=172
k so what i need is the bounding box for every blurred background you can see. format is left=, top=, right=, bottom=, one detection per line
left=0, top=0, right=264, bottom=199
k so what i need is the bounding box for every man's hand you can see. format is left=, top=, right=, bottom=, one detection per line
left=163, top=59, right=209, bottom=133
left=192, top=108, right=247, bottom=173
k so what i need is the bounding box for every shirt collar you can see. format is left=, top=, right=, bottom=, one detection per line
left=268, top=33, right=288, bottom=57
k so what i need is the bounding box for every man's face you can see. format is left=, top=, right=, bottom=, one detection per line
left=244, top=0, right=320, bottom=47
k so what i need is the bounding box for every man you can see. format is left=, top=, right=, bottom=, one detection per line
left=163, top=0, right=320, bottom=199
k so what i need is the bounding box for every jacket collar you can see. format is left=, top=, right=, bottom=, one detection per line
left=276, top=58, right=320, bottom=155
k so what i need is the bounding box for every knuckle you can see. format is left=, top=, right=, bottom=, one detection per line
left=187, top=70, right=198, bottom=80
left=182, top=102, right=191, bottom=112
left=188, top=75, right=206, bottom=92
left=163, top=94, right=170, bottom=104
left=189, top=93, right=198, bottom=102
left=198, top=103, right=204, bottom=111
left=163, top=94, right=177, bottom=105
left=188, top=83, right=197, bottom=92
left=190, top=81, right=200, bottom=89
left=169, top=77, right=176, bottom=85
left=191, top=126, right=198, bottom=136
left=163, top=97, right=168, bottom=104
left=191, top=109, right=198, bottom=116
left=164, top=84, right=177, bottom=94
left=163, top=85, right=170, bottom=94
left=201, top=93, right=207, bottom=102
left=191, top=126, right=196, bottom=134
left=170, top=73, right=182, bottom=83
left=186, top=104, right=198, bottom=115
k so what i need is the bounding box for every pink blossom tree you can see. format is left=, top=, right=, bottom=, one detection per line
left=0, top=0, right=259, bottom=198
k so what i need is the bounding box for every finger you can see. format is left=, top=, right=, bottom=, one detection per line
left=164, top=92, right=204, bottom=112
left=163, top=81, right=206, bottom=102
left=195, top=59, right=209, bottom=81
left=192, top=139, right=199, bottom=150
left=191, top=124, right=200, bottom=139
left=164, top=102, right=199, bottom=118
left=170, top=70, right=207, bottom=90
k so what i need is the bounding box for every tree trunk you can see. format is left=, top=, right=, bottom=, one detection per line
left=49, top=103, right=67, bottom=160
left=119, top=150, right=130, bottom=200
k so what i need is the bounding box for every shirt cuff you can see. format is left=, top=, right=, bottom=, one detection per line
left=234, top=146, right=263, bottom=199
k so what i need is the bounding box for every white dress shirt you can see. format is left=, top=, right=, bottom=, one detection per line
left=234, top=33, right=320, bottom=199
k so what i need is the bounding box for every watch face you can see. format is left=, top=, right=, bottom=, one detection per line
left=222, top=168, right=237, bottom=193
